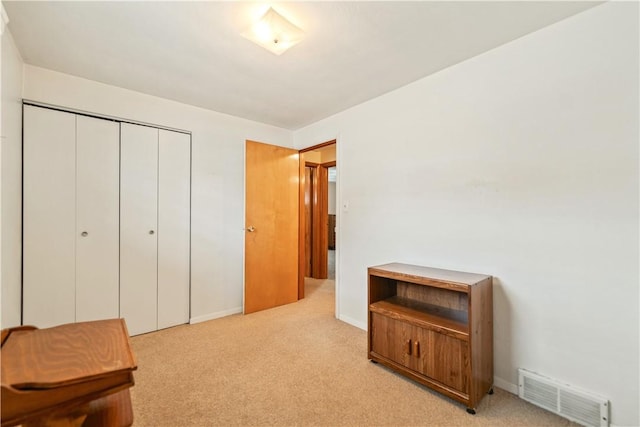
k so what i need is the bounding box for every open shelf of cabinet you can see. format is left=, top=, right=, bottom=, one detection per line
left=368, top=263, right=493, bottom=413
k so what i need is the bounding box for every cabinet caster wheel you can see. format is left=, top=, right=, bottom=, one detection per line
left=488, top=388, right=494, bottom=395
left=466, top=408, right=476, bottom=415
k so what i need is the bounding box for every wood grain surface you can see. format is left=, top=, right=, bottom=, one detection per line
left=244, top=140, right=299, bottom=314
left=1, top=319, right=137, bottom=427
left=367, top=263, right=492, bottom=412
left=2, top=319, right=136, bottom=389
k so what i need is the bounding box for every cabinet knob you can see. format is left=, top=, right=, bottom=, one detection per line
left=81, top=231, right=88, bottom=237
left=246, top=226, right=256, bottom=232
left=149, top=230, right=155, bottom=235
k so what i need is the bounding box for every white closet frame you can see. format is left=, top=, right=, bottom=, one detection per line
left=23, top=106, right=78, bottom=327
left=22, top=102, right=191, bottom=335
left=119, top=123, right=191, bottom=335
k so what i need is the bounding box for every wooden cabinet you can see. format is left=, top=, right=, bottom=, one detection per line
left=1, top=320, right=137, bottom=427
left=368, top=263, right=493, bottom=413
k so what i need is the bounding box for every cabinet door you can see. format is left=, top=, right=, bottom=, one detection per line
left=371, top=314, right=436, bottom=375
left=407, top=328, right=469, bottom=394
left=23, top=106, right=76, bottom=328
left=370, top=313, right=414, bottom=367
left=120, top=123, right=159, bottom=336
left=157, top=129, right=190, bottom=329
left=426, top=331, right=470, bottom=394
left=371, top=312, right=469, bottom=394
left=75, top=116, right=120, bottom=322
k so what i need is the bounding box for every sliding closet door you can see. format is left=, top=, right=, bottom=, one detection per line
left=23, top=106, right=76, bottom=328
left=75, top=116, right=120, bottom=322
left=120, top=123, right=159, bottom=336
left=157, top=130, right=190, bottom=329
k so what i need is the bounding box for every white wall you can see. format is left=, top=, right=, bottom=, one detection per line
left=21, top=65, right=293, bottom=325
left=294, top=3, right=639, bottom=426
left=1, top=25, right=24, bottom=328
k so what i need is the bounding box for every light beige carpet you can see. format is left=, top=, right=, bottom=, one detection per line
left=129, top=278, right=577, bottom=426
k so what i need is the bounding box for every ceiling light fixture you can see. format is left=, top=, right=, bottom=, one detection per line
left=242, top=7, right=304, bottom=55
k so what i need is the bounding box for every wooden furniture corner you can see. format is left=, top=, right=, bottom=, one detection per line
left=1, top=319, right=137, bottom=427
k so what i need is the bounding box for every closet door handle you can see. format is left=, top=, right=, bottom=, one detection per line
left=405, top=339, right=412, bottom=355
left=149, top=230, right=155, bottom=235
left=81, top=231, right=88, bottom=237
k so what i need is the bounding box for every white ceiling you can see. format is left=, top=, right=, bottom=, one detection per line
left=4, top=1, right=599, bottom=130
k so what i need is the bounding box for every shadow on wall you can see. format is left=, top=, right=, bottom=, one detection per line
left=492, top=277, right=515, bottom=392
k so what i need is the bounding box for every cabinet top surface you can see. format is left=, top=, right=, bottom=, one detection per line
left=1, top=319, right=137, bottom=389
left=369, top=263, right=491, bottom=285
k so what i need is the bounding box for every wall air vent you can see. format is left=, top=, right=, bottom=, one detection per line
left=518, top=368, right=609, bottom=427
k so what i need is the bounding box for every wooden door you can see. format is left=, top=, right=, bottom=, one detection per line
left=313, top=165, right=329, bottom=279
left=23, top=106, right=76, bottom=328
left=157, top=129, right=191, bottom=329
left=75, top=115, right=120, bottom=322
left=120, top=123, right=159, bottom=335
left=301, top=163, right=329, bottom=280
left=304, top=166, right=314, bottom=277
left=244, top=140, right=299, bottom=314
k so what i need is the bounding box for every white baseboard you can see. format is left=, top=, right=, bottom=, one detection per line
left=493, top=376, right=518, bottom=395
left=338, top=314, right=367, bottom=331
left=190, top=307, right=242, bottom=324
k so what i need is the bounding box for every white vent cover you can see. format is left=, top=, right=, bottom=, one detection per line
left=518, top=369, right=609, bottom=427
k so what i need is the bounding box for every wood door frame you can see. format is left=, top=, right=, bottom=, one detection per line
left=312, top=163, right=328, bottom=280
left=315, top=160, right=336, bottom=279
left=298, top=140, right=336, bottom=299
left=303, top=164, right=315, bottom=278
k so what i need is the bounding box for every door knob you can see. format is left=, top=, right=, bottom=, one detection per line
left=246, top=226, right=256, bottom=232
left=149, top=230, right=155, bottom=235
left=81, top=231, right=88, bottom=237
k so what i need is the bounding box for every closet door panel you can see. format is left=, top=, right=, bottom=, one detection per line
left=23, top=106, right=76, bottom=328
left=120, top=123, right=158, bottom=336
left=157, top=130, right=191, bottom=329
left=75, top=116, right=120, bottom=322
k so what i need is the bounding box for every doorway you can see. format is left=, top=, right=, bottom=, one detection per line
left=327, top=166, right=336, bottom=280
left=298, top=141, right=336, bottom=299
